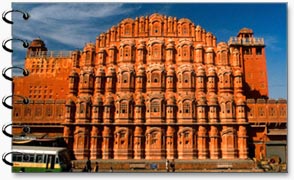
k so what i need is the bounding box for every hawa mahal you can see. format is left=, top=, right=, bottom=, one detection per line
left=12, top=13, right=287, bottom=165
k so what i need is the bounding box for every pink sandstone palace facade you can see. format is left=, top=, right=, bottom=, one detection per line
left=12, top=13, right=287, bottom=164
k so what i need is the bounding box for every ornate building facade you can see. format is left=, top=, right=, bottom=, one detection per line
left=13, top=13, right=286, bottom=163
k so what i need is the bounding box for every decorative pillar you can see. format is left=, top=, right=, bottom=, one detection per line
left=166, top=40, right=175, bottom=64
left=94, top=67, right=105, bottom=94
left=166, top=95, right=176, bottom=123
left=236, top=99, right=246, bottom=123
left=90, top=126, right=102, bottom=159
left=69, top=71, right=79, bottom=95
left=197, top=125, right=208, bottom=159
left=209, top=126, right=220, bottom=159
left=105, top=67, right=116, bottom=93
left=207, top=96, right=218, bottom=123
left=166, top=65, right=175, bottom=92
left=102, top=126, right=112, bottom=159
left=137, top=40, right=146, bottom=63
left=238, top=125, right=248, bottom=159
left=108, top=45, right=116, bottom=65
left=73, top=126, right=90, bottom=160
left=196, top=66, right=206, bottom=94
left=195, top=44, right=203, bottom=64
left=136, top=65, right=145, bottom=93
left=134, top=126, right=144, bottom=159
left=166, top=126, right=175, bottom=159
left=134, top=94, right=145, bottom=124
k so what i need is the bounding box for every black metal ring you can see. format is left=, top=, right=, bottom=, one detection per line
left=2, top=67, right=29, bottom=81
left=2, top=38, right=29, bottom=53
left=2, top=124, right=13, bottom=138
left=2, top=124, right=31, bottom=138
left=2, top=152, right=23, bottom=166
left=2, top=95, right=29, bottom=109
left=2, top=10, right=30, bottom=24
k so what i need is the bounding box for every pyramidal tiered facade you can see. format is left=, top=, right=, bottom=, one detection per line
left=13, top=13, right=286, bottom=163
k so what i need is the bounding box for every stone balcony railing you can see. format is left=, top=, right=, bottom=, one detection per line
left=27, top=51, right=73, bottom=58
left=228, top=37, right=264, bottom=46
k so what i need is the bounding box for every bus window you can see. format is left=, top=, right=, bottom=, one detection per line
left=23, top=154, right=35, bottom=162
left=13, top=154, right=22, bottom=162
left=36, top=154, right=43, bottom=163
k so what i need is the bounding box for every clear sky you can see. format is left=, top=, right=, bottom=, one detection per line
left=12, top=3, right=287, bottom=99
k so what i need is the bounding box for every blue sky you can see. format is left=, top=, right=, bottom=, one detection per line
left=12, top=3, right=287, bottom=99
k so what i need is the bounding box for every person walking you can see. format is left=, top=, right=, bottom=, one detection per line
left=170, top=159, right=175, bottom=172
left=94, top=162, right=99, bottom=172
left=165, top=160, right=170, bottom=172
left=85, top=158, right=92, bottom=172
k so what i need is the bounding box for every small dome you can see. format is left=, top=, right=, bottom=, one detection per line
left=207, top=67, right=216, bottom=76
left=236, top=99, right=246, bottom=106
left=234, top=69, right=242, bottom=76
left=30, top=38, right=46, bottom=47
left=196, top=66, right=205, bottom=76
left=84, top=43, right=95, bottom=51
left=195, top=44, right=203, bottom=49
left=239, top=27, right=253, bottom=34
left=208, top=96, right=218, bottom=105
left=166, top=40, right=175, bottom=49
left=206, top=47, right=214, bottom=53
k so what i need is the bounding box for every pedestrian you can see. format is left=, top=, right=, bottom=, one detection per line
left=165, top=159, right=170, bottom=172
left=86, top=158, right=92, bottom=172
left=109, top=166, right=113, bottom=172
left=170, top=159, right=175, bottom=172
left=94, top=162, right=99, bottom=172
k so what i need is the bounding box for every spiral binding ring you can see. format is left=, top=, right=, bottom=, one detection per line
left=1, top=10, right=31, bottom=168
left=2, top=95, right=29, bottom=109
left=2, top=67, right=29, bottom=81
left=2, top=10, right=30, bottom=24
left=2, top=152, right=23, bottom=166
left=2, top=124, right=31, bottom=138
left=2, top=38, right=29, bottom=53
left=2, top=124, right=13, bottom=138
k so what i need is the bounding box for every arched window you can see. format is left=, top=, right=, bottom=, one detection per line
left=226, top=102, right=231, bottom=113
left=152, top=72, right=160, bottom=83
left=151, top=100, right=160, bottom=112
left=124, top=46, right=130, bottom=57
left=152, top=44, right=161, bottom=58
left=120, top=101, right=128, bottom=114
left=220, top=50, right=227, bottom=64
left=183, top=102, right=190, bottom=113
left=151, top=132, right=158, bottom=145
left=86, top=51, right=91, bottom=64
left=183, top=27, right=187, bottom=35
left=122, top=73, right=128, bottom=83
left=152, top=21, right=161, bottom=35
left=183, top=131, right=190, bottom=146
left=124, top=24, right=131, bottom=35
left=183, top=47, right=188, bottom=57
left=183, top=73, right=189, bottom=83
